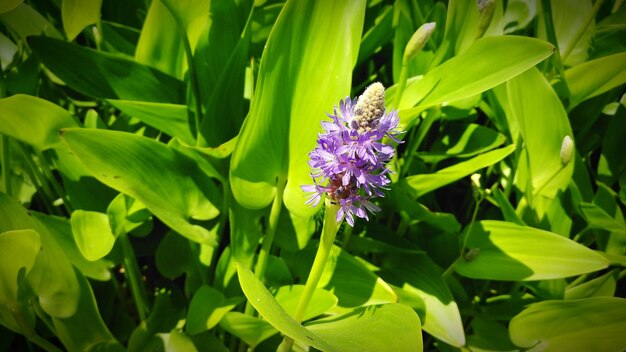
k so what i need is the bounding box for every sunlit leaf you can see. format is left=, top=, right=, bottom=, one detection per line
left=230, top=0, right=366, bottom=220
left=60, top=128, right=221, bottom=245
left=453, top=221, right=609, bottom=280
left=401, top=145, right=515, bottom=199
left=566, top=51, right=626, bottom=108
left=509, top=297, right=626, bottom=351
left=0, top=95, right=78, bottom=150
left=62, top=0, right=103, bottom=41
left=0, top=229, right=40, bottom=306
left=70, top=210, right=116, bottom=261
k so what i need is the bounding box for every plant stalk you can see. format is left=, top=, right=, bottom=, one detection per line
left=278, top=201, right=341, bottom=352
left=119, top=232, right=149, bottom=321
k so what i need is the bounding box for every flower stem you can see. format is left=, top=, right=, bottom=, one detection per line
left=278, top=201, right=341, bottom=352
left=119, top=232, right=149, bottom=321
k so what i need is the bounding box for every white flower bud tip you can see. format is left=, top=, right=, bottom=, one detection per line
left=560, top=135, right=574, bottom=165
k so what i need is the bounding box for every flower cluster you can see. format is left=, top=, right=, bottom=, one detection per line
left=302, top=82, right=402, bottom=226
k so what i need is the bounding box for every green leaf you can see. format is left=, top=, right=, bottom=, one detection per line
left=401, top=145, right=515, bottom=199
left=566, top=51, right=626, bottom=108
left=396, top=36, right=554, bottom=125
left=70, top=210, right=116, bottom=261
left=134, top=0, right=186, bottom=79
left=507, top=67, right=574, bottom=199
left=564, top=271, right=616, bottom=299
left=381, top=254, right=465, bottom=347
left=0, top=3, right=62, bottom=41
left=62, top=0, right=103, bottom=41
left=0, top=95, right=78, bottom=150
left=453, top=221, right=609, bottom=281
left=541, top=0, right=592, bottom=66
left=0, top=192, right=80, bottom=318
left=155, top=231, right=193, bottom=279
left=29, top=36, right=184, bottom=103
left=219, top=312, right=276, bottom=347
left=509, top=297, right=626, bottom=351
left=31, top=212, right=112, bottom=281
left=0, top=229, right=40, bottom=306
left=275, top=285, right=337, bottom=322
left=418, top=123, right=507, bottom=163
left=230, top=0, right=365, bottom=219
left=283, top=244, right=398, bottom=309
left=305, top=304, right=423, bottom=352
left=107, top=100, right=196, bottom=145
left=235, top=263, right=337, bottom=352
left=580, top=202, right=626, bottom=235
left=60, top=128, right=221, bottom=245
left=0, top=0, right=21, bottom=14
left=52, top=269, right=124, bottom=352
left=186, top=285, right=243, bottom=334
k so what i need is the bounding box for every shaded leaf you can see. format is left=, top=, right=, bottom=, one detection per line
left=62, top=0, right=103, bottom=41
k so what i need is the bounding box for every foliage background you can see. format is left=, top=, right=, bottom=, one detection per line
left=1, top=0, right=626, bottom=351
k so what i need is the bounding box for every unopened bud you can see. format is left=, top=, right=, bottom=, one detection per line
left=560, top=135, right=574, bottom=165
left=476, top=0, right=495, bottom=39
left=403, top=22, right=436, bottom=63
left=354, top=82, right=385, bottom=133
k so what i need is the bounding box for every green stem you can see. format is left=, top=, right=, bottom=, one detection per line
left=278, top=201, right=341, bottom=352
left=340, top=224, right=352, bottom=249
left=561, top=0, right=605, bottom=63
left=393, top=64, right=410, bottom=110
left=442, top=197, right=483, bottom=278
left=11, top=306, right=62, bottom=352
left=1, top=135, right=10, bottom=195
left=400, top=108, right=439, bottom=178
left=18, top=144, right=59, bottom=216
left=243, top=177, right=286, bottom=317
left=539, top=0, right=570, bottom=96
left=119, top=232, right=149, bottom=321
left=34, top=150, right=72, bottom=213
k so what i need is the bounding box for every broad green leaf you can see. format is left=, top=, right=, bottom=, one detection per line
left=0, top=95, right=78, bottom=150
left=107, top=193, right=152, bottom=237
left=157, top=331, right=198, bottom=352
left=0, top=32, right=17, bottom=70
left=566, top=51, right=626, bottom=108
left=29, top=36, right=184, bottom=103
left=509, top=297, right=626, bottom=351
left=235, top=263, right=337, bottom=352
left=100, top=20, right=140, bottom=56
left=155, top=231, right=193, bottom=279
left=135, top=0, right=186, bottom=79
left=62, top=0, right=103, bottom=41
left=564, top=271, right=616, bottom=299
left=107, top=100, right=195, bottom=145
left=0, top=4, right=62, bottom=41
left=275, top=285, right=338, bottom=322
left=186, top=285, right=243, bottom=334
left=441, top=0, right=480, bottom=56
left=0, top=192, right=80, bottom=318
left=507, top=67, right=574, bottom=199
left=401, top=144, right=515, bottom=199
left=31, top=212, right=112, bottom=281
left=418, top=123, right=506, bottom=163
left=52, top=269, right=124, bottom=352
left=230, top=0, right=365, bottom=219
left=305, top=304, right=423, bottom=352
left=396, top=36, right=554, bottom=125
left=386, top=188, right=461, bottom=233
left=60, top=128, right=221, bottom=245
left=70, top=210, right=116, bottom=261
left=0, top=0, right=21, bottom=14
left=454, top=221, right=609, bottom=281
left=467, top=317, right=517, bottom=352
left=0, top=229, right=40, bottom=306
left=219, top=312, right=276, bottom=347
left=381, top=254, right=465, bottom=347
left=356, top=5, right=393, bottom=66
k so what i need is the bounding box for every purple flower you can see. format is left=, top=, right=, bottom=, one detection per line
left=302, top=82, right=402, bottom=226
